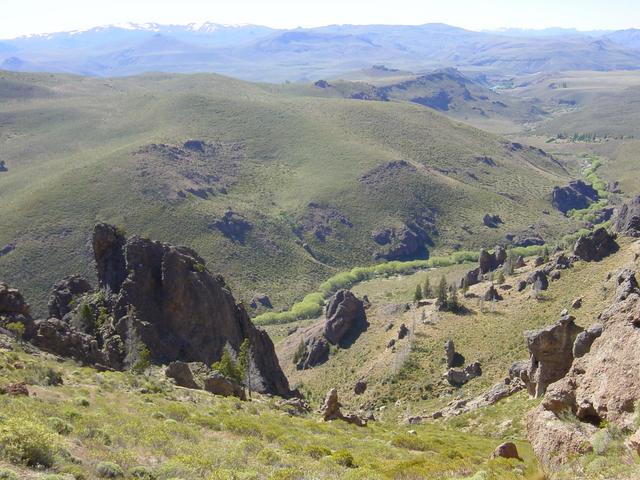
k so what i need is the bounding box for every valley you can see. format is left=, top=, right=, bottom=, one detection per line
left=2, top=13, right=640, bottom=480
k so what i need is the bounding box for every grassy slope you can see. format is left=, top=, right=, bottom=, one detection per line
left=0, top=70, right=579, bottom=315
left=0, top=339, right=542, bottom=480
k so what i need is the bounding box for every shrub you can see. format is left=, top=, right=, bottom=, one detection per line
left=48, top=417, right=73, bottom=435
left=128, top=465, right=157, bottom=479
left=391, top=434, right=429, bottom=451
left=4, top=322, right=25, bottom=338
left=0, top=468, right=18, bottom=480
left=304, top=444, right=331, bottom=459
left=0, top=417, right=58, bottom=467
left=96, top=461, right=125, bottom=478
left=74, top=396, right=90, bottom=407
left=332, top=450, right=356, bottom=468
left=131, top=343, right=152, bottom=374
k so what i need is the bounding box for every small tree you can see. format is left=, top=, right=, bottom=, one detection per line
left=211, top=347, right=242, bottom=383
left=423, top=277, right=432, bottom=298
left=414, top=284, right=423, bottom=303
left=447, top=284, right=460, bottom=312
left=461, top=276, right=469, bottom=295
left=238, top=339, right=253, bottom=400
left=436, top=275, right=448, bottom=308
left=542, top=246, right=550, bottom=262
left=495, top=270, right=505, bottom=285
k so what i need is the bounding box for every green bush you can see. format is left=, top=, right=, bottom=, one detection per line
left=0, top=417, right=58, bottom=467
left=74, top=396, right=90, bottom=407
left=391, top=434, right=429, bottom=451
left=96, top=461, right=124, bottom=478
left=3, top=323, right=25, bottom=338
left=128, top=465, right=157, bottom=479
left=0, top=468, right=18, bottom=480
left=332, top=449, right=356, bottom=468
left=48, top=416, right=73, bottom=435
left=304, top=444, right=331, bottom=459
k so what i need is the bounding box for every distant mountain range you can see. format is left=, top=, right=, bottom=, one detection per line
left=1, top=22, right=640, bottom=82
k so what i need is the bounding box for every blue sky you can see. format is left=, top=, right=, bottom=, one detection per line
left=1, top=0, right=638, bottom=38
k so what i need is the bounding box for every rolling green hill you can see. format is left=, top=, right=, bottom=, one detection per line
left=0, top=70, right=583, bottom=315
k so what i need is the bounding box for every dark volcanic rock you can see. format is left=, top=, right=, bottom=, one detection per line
left=314, top=79, right=330, bottom=88
left=612, top=195, right=640, bottom=237
left=445, top=339, right=464, bottom=368
left=93, top=223, right=127, bottom=294
left=483, top=284, right=503, bottom=301
left=524, top=312, right=583, bottom=397
left=324, top=290, right=368, bottom=346
left=43, top=224, right=293, bottom=397
left=446, top=361, right=482, bottom=386
left=527, top=270, right=549, bottom=291
left=552, top=180, right=599, bottom=214
left=373, top=222, right=433, bottom=261
left=210, top=210, right=252, bottom=243
left=491, top=442, right=522, bottom=461
left=0, top=282, right=35, bottom=338
left=573, top=228, right=619, bottom=261
left=296, top=334, right=329, bottom=370
left=0, top=160, right=6, bottom=172
left=483, top=213, right=503, bottom=228
left=354, top=380, right=367, bottom=395
left=505, top=231, right=545, bottom=247
left=397, top=323, right=409, bottom=340
left=249, top=294, right=272, bottom=309
left=48, top=275, right=93, bottom=320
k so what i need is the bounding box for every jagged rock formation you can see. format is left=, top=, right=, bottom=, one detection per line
left=552, top=180, right=599, bottom=214
left=523, top=311, right=583, bottom=397
left=459, top=246, right=506, bottom=288
left=320, top=388, right=366, bottom=426
left=323, top=290, right=368, bottom=345
left=15, top=224, right=292, bottom=397
left=527, top=269, right=640, bottom=473
left=295, top=290, right=368, bottom=370
left=613, top=195, right=640, bottom=237
left=0, top=283, right=36, bottom=338
left=446, top=361, right=482, bottom=387
left=573, top=227, right=619, bottom=261
left=444, top=339, right=464, bottom=368
left=48, top=275, right=93, bottom=320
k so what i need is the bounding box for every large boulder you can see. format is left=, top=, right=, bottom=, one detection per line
left=323, top=290, right=368, bottom=346
left=527, top=270, right=549, bottom=291
left=372, top=222, right=433, bottom=261
left=165, top=361, right=200, bottom=389
left=552, top=180, right=599, bottom=214
left=31, top=318, right=104, bottom=365
left=446, top=361, right=482, bottom=387
left=295, top=334, right=329, bottom=370
left=612, top=194, right=640, bottom=237
left=48, top=275, right=93, bottom=320
left=573, top=227, right=619, bottom=262
left=203, top=372, right=246, bottom=400
left=527, top=274, right=640, bottom=473
left=523, top=312, right=584, bottom=397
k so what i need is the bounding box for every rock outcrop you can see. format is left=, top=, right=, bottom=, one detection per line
left=446, top=361, right=482, bottom=386
left=48, top=275, right=93, bottom=320
left=612, top=194, right=640, bottom=237
left=0, top=283, right=35, bottom=337
left=573, top=227, right=618, bottom=261
left=296, top=290, right=368, bottom=370
left=324, top=290, right=368, bottom=346
left=523, top=312, right=583, bottom=397
left=483, top=213, right=503, bottom=228
left=444, top=339, right=464, bottom=368
left=249, top=294, right=272, bottom=310
left=552, top=180, right=599, bottom=214
left=372, top=222, right=434, bottom=261
left=24, top=224, right=292, bottom=397
left=320, top=388, right=366, bottom=426
left=483, top=284, right=503, bottom=301
left=491, top=442, right=522, bottom=461
left=527, top=272, right=640, bottom=473
left=527, top=270, right=549, bottom=291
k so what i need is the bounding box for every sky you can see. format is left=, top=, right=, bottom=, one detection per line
left=1, top=0, right=639, bottom=39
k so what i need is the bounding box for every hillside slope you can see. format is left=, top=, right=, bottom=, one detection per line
left=0, top=70, right=580, bottom=314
